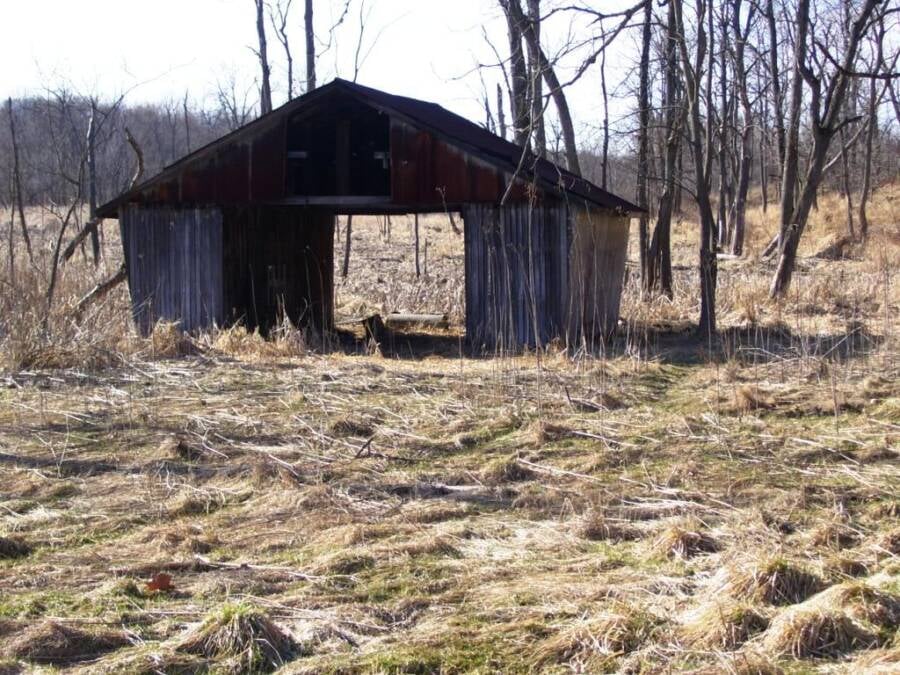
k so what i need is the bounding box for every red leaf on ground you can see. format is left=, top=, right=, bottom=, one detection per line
left=146, top=572, right=174, bottom=592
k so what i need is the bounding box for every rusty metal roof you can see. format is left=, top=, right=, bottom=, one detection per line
left=98, top=78, right=640, bottom=217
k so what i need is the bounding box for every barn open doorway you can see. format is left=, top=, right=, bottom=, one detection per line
left=332, top=211, right=465, bottom=354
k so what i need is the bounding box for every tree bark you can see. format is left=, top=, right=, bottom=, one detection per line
left=86, top=99, right=101, bottom=264
left=771, top=0, right=881, bottom=297
left=730, top=0, right=755, bottom=255
left=673, top=0, right=717, bottom=339
left=305, top=0, right=316, bottom=91
left=342, top=215, right=352, bottom=277
left=505, top=0, right=581, bottom=175
left=637, top=0, right=652, bottom=290
left=255, top=0, right=273, bottom=114
left=6, top=98, right=34, bottom=266
left=648, top=0, right=681, bottom=297
left=526, top=0, right=547, bottom=158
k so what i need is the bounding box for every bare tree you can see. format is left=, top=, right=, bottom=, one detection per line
left=526, top=0, right=547, bottom=157
left=647, top=0, right=683, bottom=296
left=673, top=0, right=718, bottom=338
left=729, top=0, right=757, bottom=255
left=305, top=0, right=316, bottom=91
left=770, top=0, right=883, bottom=297
left=499, top=0, right=530, bottom=148
left=6, top=98, right=35, bottom=266
left=271, top=0, right=296, bottom=101
left=254, top=0, right=274, bottom=115
left=637, top=0, right=652, bottom=288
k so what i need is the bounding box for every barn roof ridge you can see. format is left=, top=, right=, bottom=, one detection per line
left=98, top=78, right=640, bottom=217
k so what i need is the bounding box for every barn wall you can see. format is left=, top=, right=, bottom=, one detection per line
left=221, top=206, right=334, bottom=333
left=567, top=207, right=631, bottom=343
left=120, top=205, right=224, bottom=335
left=462, top=203, right=569, bottom=349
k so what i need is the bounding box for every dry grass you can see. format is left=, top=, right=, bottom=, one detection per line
left=3, top=620, right=129, bottom=665
left=759, top=608, right=876, bottom=658
left=681, top=601, right=769, bottom=649
left=177, top=603, right=298, bottom=673
left=0, top=188, right=898, bottom=672
left=718, top=557, right=825, bottom=606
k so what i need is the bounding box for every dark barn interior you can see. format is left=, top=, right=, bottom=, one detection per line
left=100, top=79, right=639, bottom=349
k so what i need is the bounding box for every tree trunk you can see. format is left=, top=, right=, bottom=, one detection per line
left=766, top=0, right=786, bottom=194
left=502, top=0, right=530, bottom=148
left=526, top=0, right=547, bottom=157
left=305, top=0, right=316, bottom=91
left=648, top=0, right=680, bottom=297
left=86, top=99, right=101, bottom=264
left=506, top=0, right=581, bottom=175
left=771, top=0, right=880, bottom=297
left=729, top=0, right=754, bottom=256
left=414, top=213, right=421, bottom=277
left=637, top=0, right=651, bottom=291
left=255, top=0, right=273, bottom=114
left=673, top=0, right=717, bottom=339
left=342, top=215, right=352, bottom=277
left=496, top=84, right=507, bottom=139
left=6, top=98, right=34, bottom=266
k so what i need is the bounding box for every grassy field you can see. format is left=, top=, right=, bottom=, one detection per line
left=0, top=186, right=898, bottom=673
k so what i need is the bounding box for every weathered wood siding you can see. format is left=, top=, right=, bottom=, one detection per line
left=567, top=206, right=630, bottom=343
left=221, top=206, right=334, bottom=332
left=120, top=205, right=224, bottom=335
left=463, top=203, right=569, bottom=349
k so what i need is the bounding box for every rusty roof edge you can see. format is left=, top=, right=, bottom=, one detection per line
left=97, top=78, right=642, bottom=218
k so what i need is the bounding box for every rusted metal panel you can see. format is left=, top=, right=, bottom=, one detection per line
left=216, top=143, right=251, bottom=203
left=250, top=119, right=286, bottom=201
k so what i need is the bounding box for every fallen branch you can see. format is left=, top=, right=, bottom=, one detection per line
left=62, top=217, right=102, bottom=263
left=73, top=263, right=127, bottom=319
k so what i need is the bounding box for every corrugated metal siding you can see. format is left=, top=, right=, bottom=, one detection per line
left=463, top=203, right=569, bottom=349
left=567, top=206, right=630, bottom=344
left=121, top=205, right=224, bottom=335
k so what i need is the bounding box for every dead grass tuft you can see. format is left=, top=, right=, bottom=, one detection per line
left=721, top=557, right=824, bottom=605
left=576, top=511, right=641, bottom=542
left=731, top=384, right=774, bottom=414
left=652, top=520, right=719, bottom=559
left=527, top=420, right=571, bottom=446
left=4, top=620, right=129, bottom=664
left=176, top=602, right=298, bottom=673
left=149, top=320, right=196, bottom=358
left=328, top=416, right=375, bottom=438
left=760, top=607, right=876, bottom=658
left=388, top=535, right=460, bottom=559
left=0, top=536, right=32, bottom=559
left=534, top=605, right=661, bottom=669
left=809, top=521, right=861, bottom=550
left=681, top=601, right=769, bottom=649
left=815, top=582, right=900, bottom=629
left=481, top=455, right=534, bottom=484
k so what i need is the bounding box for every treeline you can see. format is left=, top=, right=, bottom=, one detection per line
left=0, top=93, right=244, bottom=212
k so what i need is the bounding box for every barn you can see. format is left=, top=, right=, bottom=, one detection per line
left=97, top=78, right=640, bottom=349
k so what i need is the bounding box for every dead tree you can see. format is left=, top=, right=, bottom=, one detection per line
left=254, top=0, right=274, bottom=115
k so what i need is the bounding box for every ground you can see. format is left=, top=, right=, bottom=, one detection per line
left=0, top=187, right=898, bottom=673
